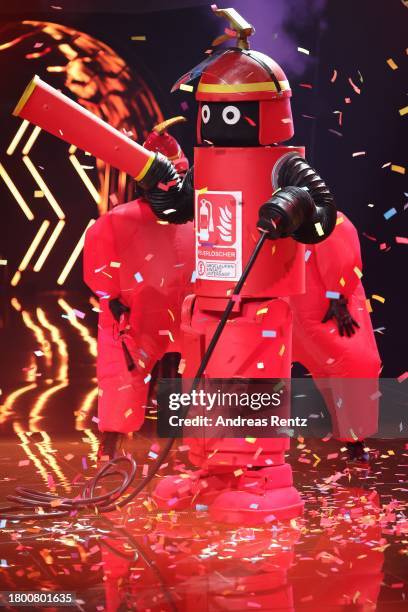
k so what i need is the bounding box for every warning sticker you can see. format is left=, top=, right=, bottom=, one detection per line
left=195, top=190, right=242, bottom=281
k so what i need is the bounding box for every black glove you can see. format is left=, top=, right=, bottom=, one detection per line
left=138, top=153, right=194, bottom=224
left=322, top=295, right=360, bottom=337
left=257, top=186, right=315, bottom=239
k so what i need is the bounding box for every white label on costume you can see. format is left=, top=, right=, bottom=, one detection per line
left=195, top=190, right=242, bottom=281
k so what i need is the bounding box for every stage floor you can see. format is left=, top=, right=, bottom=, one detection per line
left=0, top=291, right=407, bottom=611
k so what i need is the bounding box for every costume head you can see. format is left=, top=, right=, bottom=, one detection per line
left=172, top=7, right=294, bottom=147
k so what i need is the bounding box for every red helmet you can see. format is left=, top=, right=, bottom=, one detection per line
left=196, top=49, right=293, bottom=145
left=172, top=7, right=294, bottom=146
left=143, top=116, right=189, bottom=174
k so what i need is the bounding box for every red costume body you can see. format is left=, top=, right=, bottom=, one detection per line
left=83, top=122, right=193, bottom=435
left=84, top=200, right=193, bottom=434
left=290, top=212, right=381, bottom=440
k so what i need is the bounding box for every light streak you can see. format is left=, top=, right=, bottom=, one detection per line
left=0, top=162, right=34, bottom=220
left=69, top=154, right=101, bottom=204
left=22, top=155, right=65, bottom=219
left=6, top=119, right=30, bottom=155
left=57, top=219, right=95, bottom=285
left=58, top=297, right=97, bottom=357
left=10, top=220, right=50, bottom=286
left=33, top=220, right=65, bottom=272
left=22, top=125, right=42, bottom=156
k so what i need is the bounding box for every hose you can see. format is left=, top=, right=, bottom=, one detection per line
left=278, top=153, right=337, bottom=244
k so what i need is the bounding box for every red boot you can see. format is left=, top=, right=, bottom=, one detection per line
left=153, top=468, right=237, bottom=510
left=210, top=464, right=303, bottom=525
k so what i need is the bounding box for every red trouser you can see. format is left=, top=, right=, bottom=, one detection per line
left=181, top=295, right=292, bottom=469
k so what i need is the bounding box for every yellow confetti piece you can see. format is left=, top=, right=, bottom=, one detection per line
left=245, top=437, right=256, bottom=444
left=197, top=186, right=208, bottom=195
left=0, top=259, right=7, bottom=265
left=256, top=362, right=264, bottom=369
left=179, top=83, right=194, bottom=92
left=365, top=299, right=372, bottom=313
left=336, top=215, right=344, bottom=225
left=156, top=220, right=169, bottom=225
left=386, top=58, right=398, bottom=70
left=372, top=294, right=385, bottom=303
left=233, top=469, right=244, bottom=477
left=399, top=105, right=408, bottom=116
left=279, top=344, right=285, bottom=356
left=314, top=222, right=324, bottom=236
left=271, top=244, right=276, bottom=255
left=131, top=35, right=147, bottom=41
left=167, top=308, right=175, bottom=322
left=125, top=409, right=133, bottom=418
left=34, top=190, right=44, bottom=197
left=110, top=261, right=121, bottom=268
left=391, top=164, right=405, bottom=174
left=256, top=307, right=268, bottom=315
left=339, top=277, right=345, bottom=287
left=353, top=266, right=363, bottom=279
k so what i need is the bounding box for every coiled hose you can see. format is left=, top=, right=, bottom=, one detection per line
left=278, top=153, right=337, bottom=244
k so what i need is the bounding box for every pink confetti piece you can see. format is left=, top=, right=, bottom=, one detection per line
left=64, top=454, right=74, bottom=461
left=18, top=460, right=30, bottom=467
left=330, top=69, right=338, bottom=83
left=348, top=77, right=361, bottom=94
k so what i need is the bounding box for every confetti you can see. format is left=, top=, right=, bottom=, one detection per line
left=179, top=83, right=194, bottom=92
left=131, top=36, right=147, bottom=41
left=262, top=330, right=277, bottom=338
left=353, top=266, right=363, bottom=279
left=391, top=165, right=405, bottom=174
left=315, top=222, right=324, bottom=236
left=326, top=291, right=340, bottom=299
left=305, top=249, right=312, bottom=262
left=386, top=58, right=398, bottom=70
left=144, top=374, right=152, bottom=384
left=330, top=69, right=338, bottom=82
left=372, top=294, right=385, bottom=303
left=110, top=261, right=121, bottom=268
left=384, top=207, right=397, bottom=219
left=399, top=105, right=408, bottom=116
left=348, top=77, right=361, bottom=94
left=134, top=272, right=143, bottom=283
left=297, top=47, right=310, bottom=55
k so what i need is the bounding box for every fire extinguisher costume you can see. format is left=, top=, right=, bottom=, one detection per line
left=12, top=7, right=336, bottom=524
left=83, top=120, right=193, bottom=448
left=290, top=211, right=381, bottom=452
left=137, top=8, right=337, bottom=524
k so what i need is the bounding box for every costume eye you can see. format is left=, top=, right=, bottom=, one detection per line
left=201, top=104, right=210, bottom=124
left=222, top=105, right=241, bottom=125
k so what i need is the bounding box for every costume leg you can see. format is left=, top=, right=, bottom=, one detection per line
left=154, top=295, right=303, bottom=524
left=292, top=286, right=381, bottom=441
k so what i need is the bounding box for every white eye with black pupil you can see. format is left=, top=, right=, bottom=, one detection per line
left=222, top=105, right=241, bottom=125
left=201, top=104, right=210, bottom=124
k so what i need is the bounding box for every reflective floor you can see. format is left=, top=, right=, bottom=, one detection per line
left=0, top=292, right=407, bottom=611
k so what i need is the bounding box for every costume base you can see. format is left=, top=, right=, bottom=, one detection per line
left=154, top=463, right=303, bottom=524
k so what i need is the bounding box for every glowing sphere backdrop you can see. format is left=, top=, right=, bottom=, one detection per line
left=0, top=20, right=163, bottom=288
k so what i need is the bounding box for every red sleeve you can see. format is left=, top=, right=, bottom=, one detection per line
left=313, top=213, right=363, bottom=298
left=83, top=213, right=121, bottom=299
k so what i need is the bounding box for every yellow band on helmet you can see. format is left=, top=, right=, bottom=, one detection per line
left=197, top=80, right=290, bottom=94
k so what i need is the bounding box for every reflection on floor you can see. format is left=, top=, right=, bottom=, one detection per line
left=0, top=292, right=407, bottom=611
